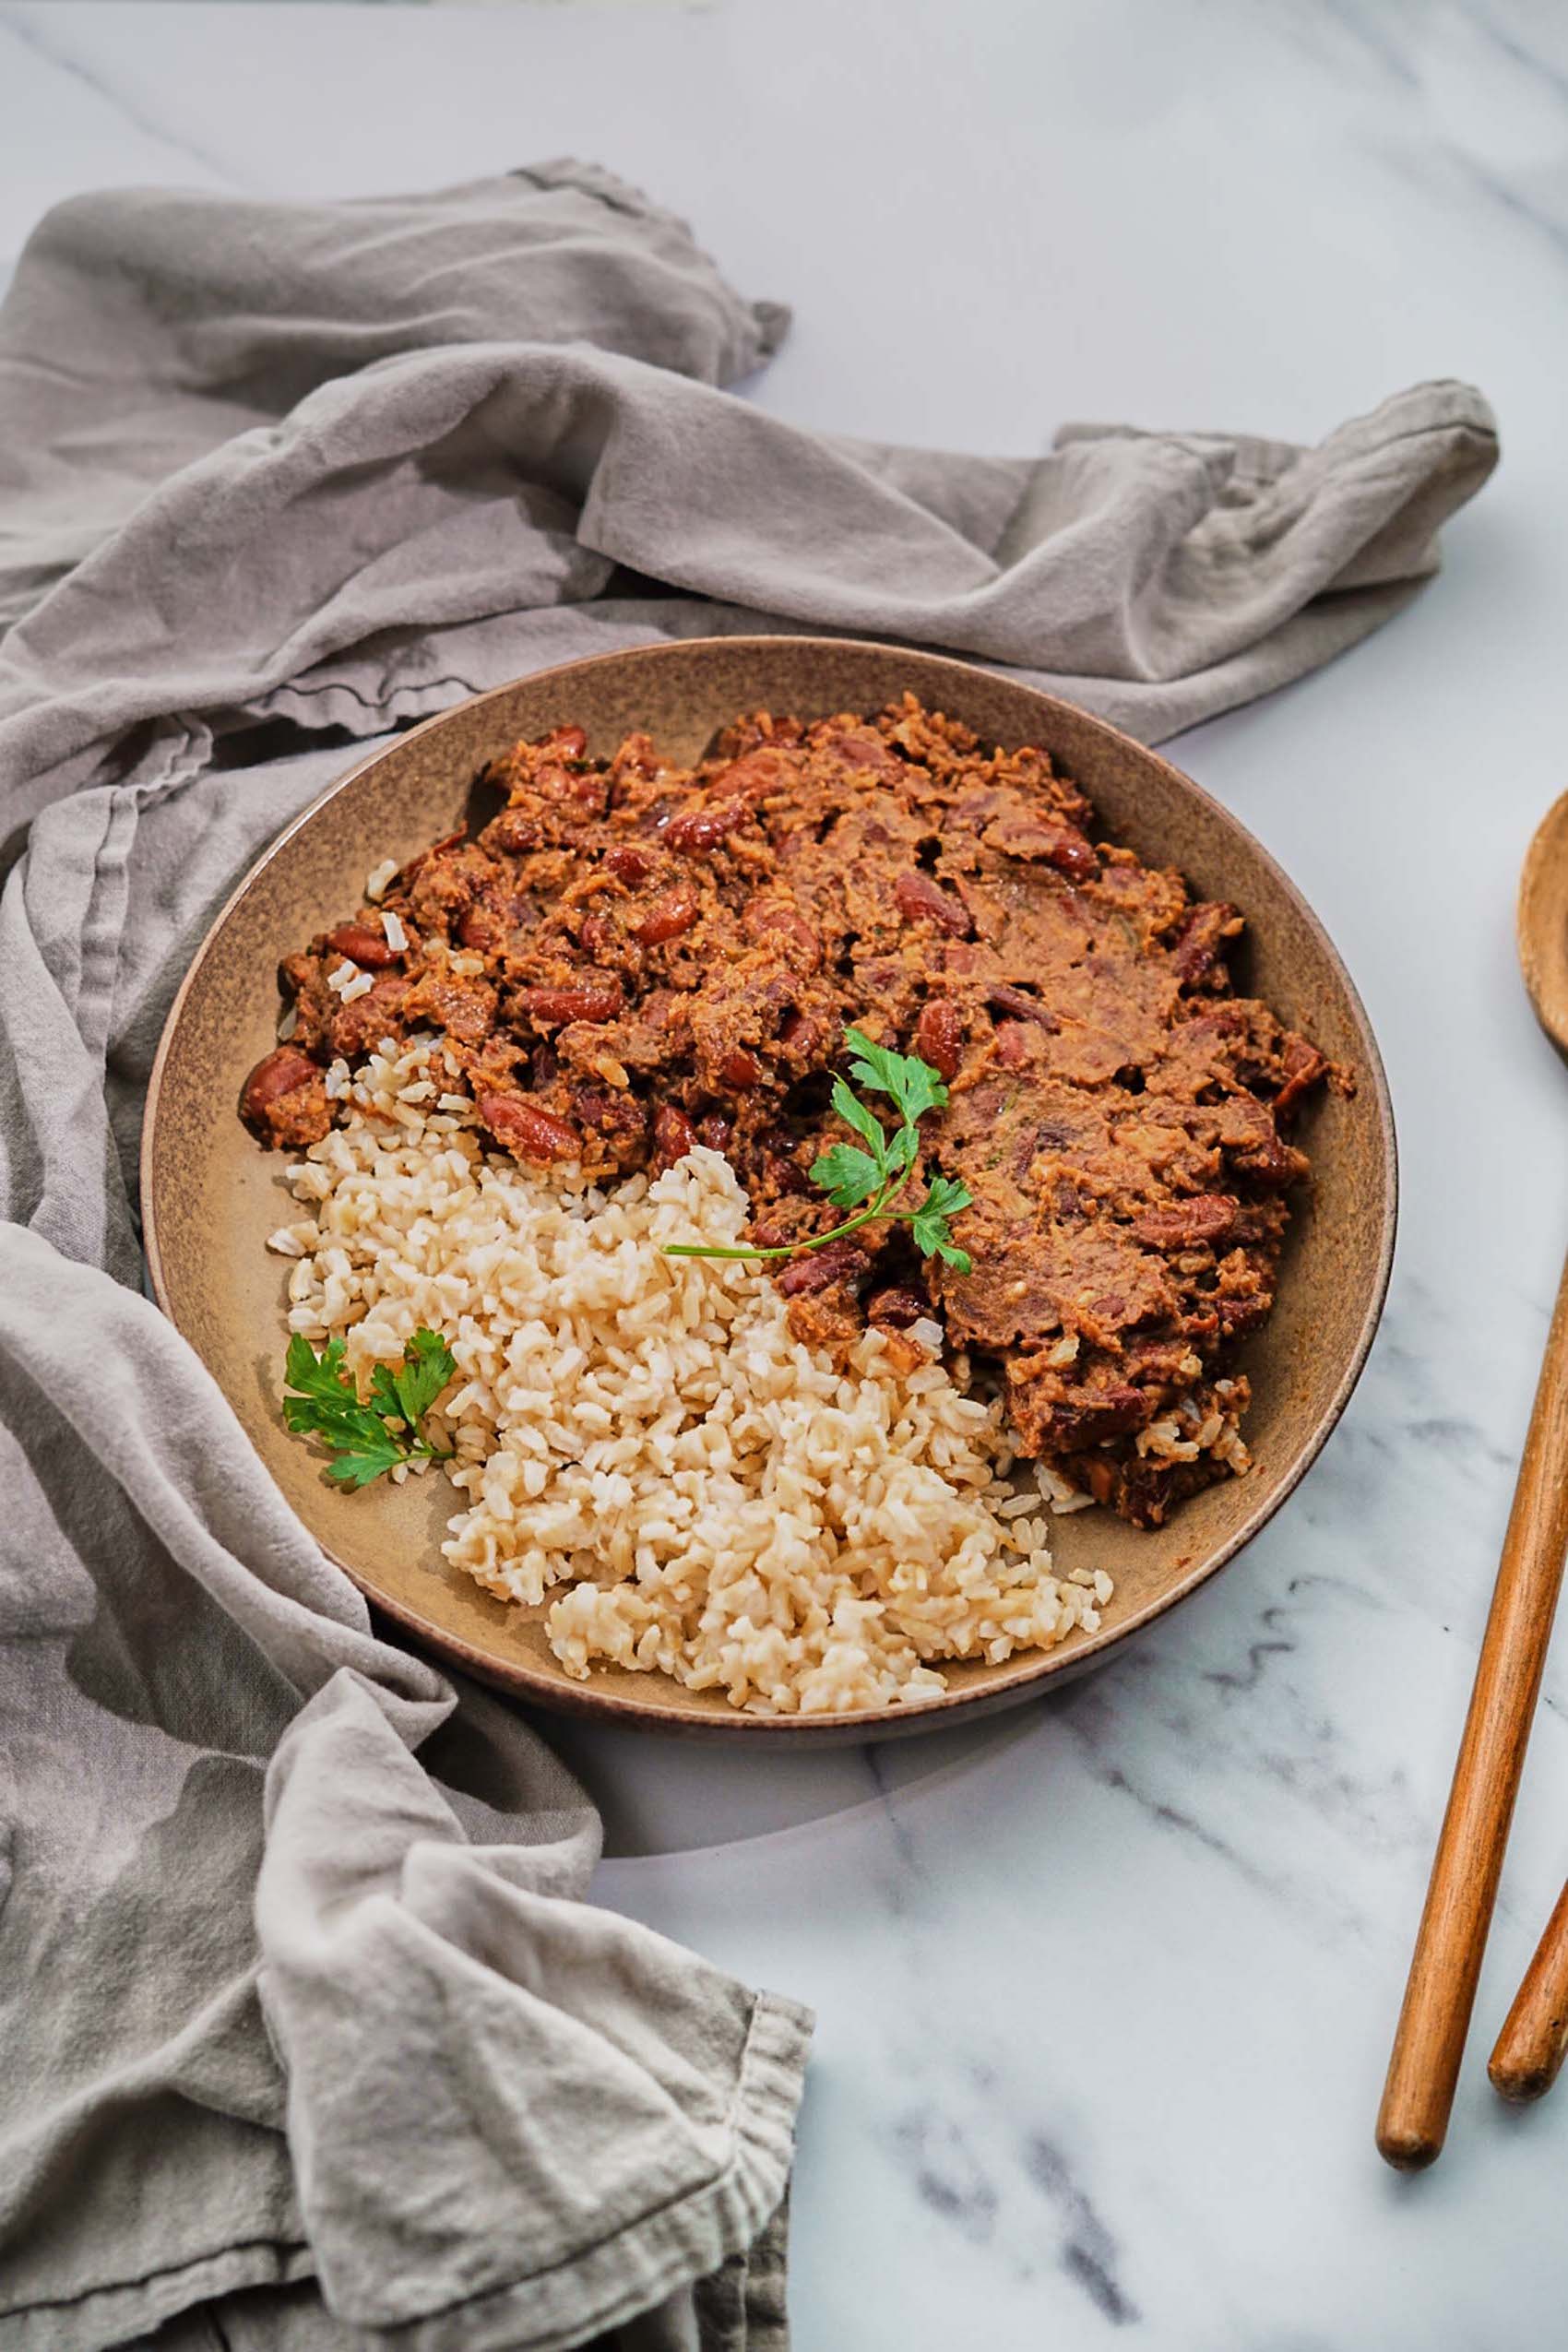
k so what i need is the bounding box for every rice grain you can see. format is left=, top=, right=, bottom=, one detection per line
left=268, top=1042, right=1114, bottom=1716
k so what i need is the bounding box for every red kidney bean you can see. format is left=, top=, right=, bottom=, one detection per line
left=574, top=1086, right=647, bottom=1149
left=651, top=1104, right=699, bottom=1171
left=867, top=1286, right=928, bottom=1328
left=697, top=1114, right=732, bottom=1152
left=1044, top=826, right=1098, bottom=882
left=664, top=799, right=749, bottom=855
left=1214, top=1098, right=1272, bottom=1154
left=1170, top=902, right=1238, bottom=988
left=894, top=870, right=971, bottom=937
left=987, top=983, right=1057, bottom=1028
left=718, top=1047, right=762, bottom=1091
left=992, top=819, right=1096, bottom=881
left=605, top=844, right=655, bottom=884
left=635, top=888, right=700, bottom=947
left=913, top=999, right=962, bottom=1079
left=757, top=1128, right=813, bottom=1196
left=1274, top=1033, right=1329, bottom=1120
left=485, top=808, right=542, bottom=856
left=241, top=1047, right=320, bottom=1121
left=513, top=984, right=623, bottom=1026
left=1231, top=1133, right=1306, bottom=1190
left=1216, top=1291, right=1272, bottom=1337
left=477, top=1093, right=581, bottom=1161
left=1130, top=1196, right=1236, bottom=1250
left=1125, top=1337, right=1203, bottom=1384
left=777, top=1239, right=868, bottom=1296
left=535, top=762, right=607, bottom=821
left=325, top=921, right=398, bottom=968
left=327, top=968, right=409, bottom=1057
left=1039, top=1386, right=1146, bottom=1448
left=715, top=747, right=797, bottom=798
left=742, top=900, right=821, bottom=967
left=776, top=1256, right=832, bottom=1296
left=823, top=730, right=904, bottom=778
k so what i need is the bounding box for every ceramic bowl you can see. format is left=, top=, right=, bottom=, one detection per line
left=142, top=636, right=1396, bottom=1742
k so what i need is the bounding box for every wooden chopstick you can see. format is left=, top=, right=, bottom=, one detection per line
left=1490, top=1878, right=1568, bottom=2103
left=1376, top=1248, right=1568, bottom=2168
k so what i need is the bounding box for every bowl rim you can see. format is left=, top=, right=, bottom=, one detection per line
left=141, top=635, right=1398, bottom=1738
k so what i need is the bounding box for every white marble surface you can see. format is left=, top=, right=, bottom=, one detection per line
left=6, top=1, right=1568, bottom=2342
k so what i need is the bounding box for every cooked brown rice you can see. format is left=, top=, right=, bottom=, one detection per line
left=267, top=1038, right=1115, bottom=1715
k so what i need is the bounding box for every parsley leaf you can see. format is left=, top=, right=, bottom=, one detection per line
left=283, top=1327, right=456, bottom=1489
left=843, top=1026, right=950, bottom=1127
left=828, top=1075, right=889, bottom=1163
left=324, top=1426, right=408, bottom=1490
left=393, top=1327, right=457, bottom=1429
left=848, top=1028, right=949, bottom=1124
left=918, top=1171, right=972, bottom=1223
left=880, top=1123, right=920, bottom=1182
left=665, top=1024, right=973, bottom=1282
left=910, top=1173, right=974, bottom=1273
left=809, top=1141, right=885, bottom=1209
left=283, top=1331, right=350, bottom=1409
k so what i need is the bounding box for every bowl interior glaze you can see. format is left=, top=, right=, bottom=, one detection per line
left=142, top=637, right=1396, bottom=1743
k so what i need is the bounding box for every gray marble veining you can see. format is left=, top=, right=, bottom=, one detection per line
left=6, top=2, right=1568, bottom=2343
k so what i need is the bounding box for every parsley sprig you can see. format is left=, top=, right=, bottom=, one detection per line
left=282, top=1327, right=457, bottom=1488
left=665, top=1025, right=973, bottom=1275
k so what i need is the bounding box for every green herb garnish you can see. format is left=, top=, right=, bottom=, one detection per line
left=665, top=1025, right=972, bottom=1275
left=282, top=1326, right=457, bottom=1488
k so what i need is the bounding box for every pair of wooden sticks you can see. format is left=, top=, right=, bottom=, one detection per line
left=1376, top=1253, right=1568, bottom=2166
left=1377, top=805, right=1568, bottom=2167
left=1376, top=1253, right=1568, bottom=2163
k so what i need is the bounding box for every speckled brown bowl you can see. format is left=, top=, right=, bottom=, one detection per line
left=143, top=637, right=1396, bottom=1743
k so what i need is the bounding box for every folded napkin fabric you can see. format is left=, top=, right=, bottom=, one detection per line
left=0, top=159, right=1498, bottom=2352
left=0, top=166, right=1497, bottom=833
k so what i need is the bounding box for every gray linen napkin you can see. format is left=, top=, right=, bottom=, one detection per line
left=0, top=160, right=1497, bottom=2352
